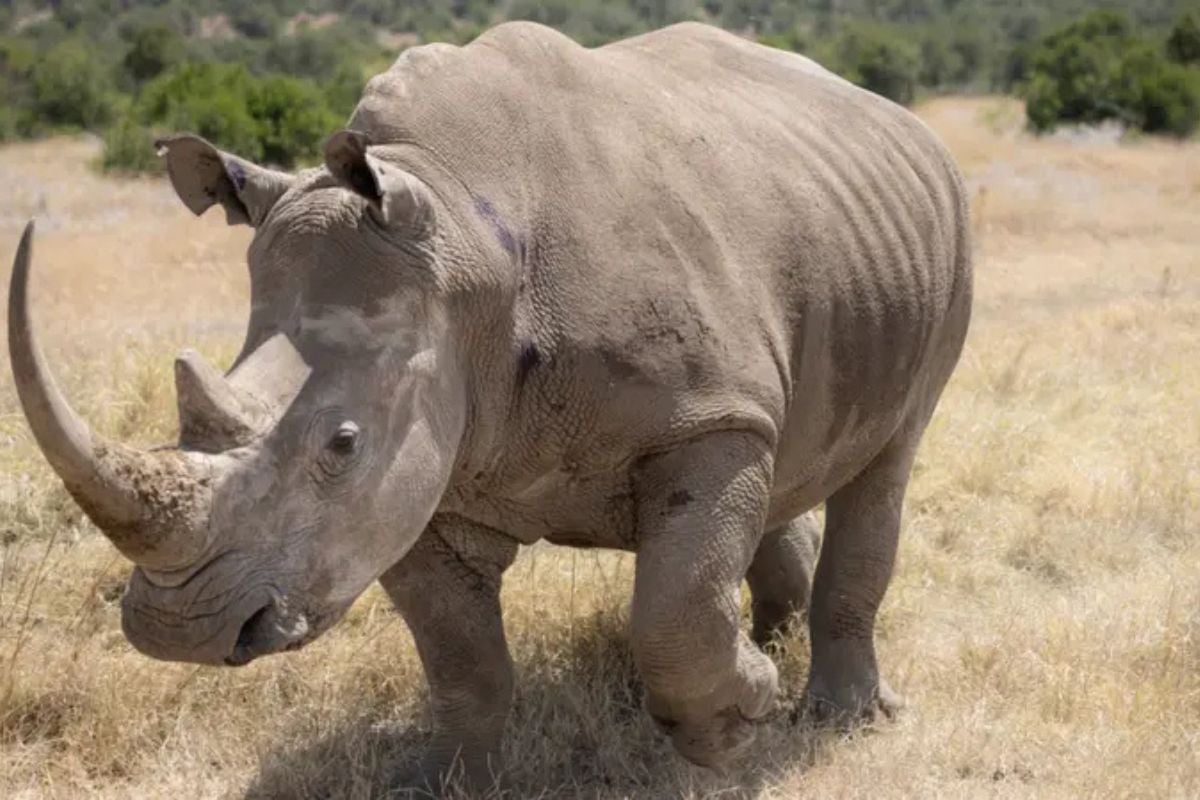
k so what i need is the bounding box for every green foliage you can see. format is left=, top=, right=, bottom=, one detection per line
left=2, top=0, right=1198, bottom=170
left=230, top=4, right=281, bottom=39
left=1024, top=12, right=1136, bottom=130
left=508, top=0, right=644, bottom=46
left=1167, top=12, right=1200, bottom=64
left=820, top=23, right=921, bottom=105
left=757, top=28, right=807, bottom=53
left=1024, top=10, right=1200, bottom=137
left=918, top=24, right=992, bottom=90
left=122, top=24, right=182, bottom=84
left=135, top=63, right=265, bottom=159
left=100, top=115, right=161, bottom=174
left=108, top=62, right=341, bottom=170
left=30, top=38, right=118, bottom=131
left=0, top=36, right=37, bottom=140
left=1122, top=45, right=1200, bottom=135
left=248, top=74, right=346, bottom=166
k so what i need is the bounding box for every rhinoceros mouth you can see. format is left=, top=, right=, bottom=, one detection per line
left=222, top=590, right=352, bottom=666
left=225, top=604, right=287, bottom=666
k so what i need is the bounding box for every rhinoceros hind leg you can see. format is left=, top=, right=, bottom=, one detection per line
left=746, top=511, right=821, bottom=647
left=379, top=515, right=518, bottom=795
left=631, top=431, right=779, bottom=769
left=805, top=429, right=918, bottom=725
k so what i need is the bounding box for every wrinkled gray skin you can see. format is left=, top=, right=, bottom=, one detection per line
left=8, top=22, right=971, bottom=793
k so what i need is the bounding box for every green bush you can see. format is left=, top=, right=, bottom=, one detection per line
left=1024, top=11, right=1133, bottom=130
left=101, top=115, right=162, bottom=174
left=135, top=63, right=265, bottom=159
left=1023, top=10, right=1200, bottom=138
left=1024, top=71, right=1067, bottom=132
left=919, top=34, right=958, bottom=89
left=919, top=26, right=988, bottom=90
left=821, top=23, right=920, bottom=105
left=230, top=5, right=280, bottom=39
left=1167, top=13, right=1200, bottom=66
left=30, top=38, right=118, bottom=131
left=1122, top=51, right=1200, bottom=136
left=0, top=36, right=37, bottom=140
left=122, top=24, right=181, bottom=84
left=508, top=0, right=642, bottom=46
left=248, top=75, right=345, bottom=166
left=10, top=0, right=1200, bottom=173
left=102, top=61, right=342, bottom=173
left=758, top=28, right=807, bottom=53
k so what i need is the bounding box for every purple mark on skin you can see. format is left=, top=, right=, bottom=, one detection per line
left=225, top=159, right=247, bottom=191
left=516, top=339, right=541, bottom=386
left=474, top=196, right=521, bottom=259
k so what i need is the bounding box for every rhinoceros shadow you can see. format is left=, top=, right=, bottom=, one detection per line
left=243, top=617, right=826, bottom=799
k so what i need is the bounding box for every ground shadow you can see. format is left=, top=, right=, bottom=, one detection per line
left=244, top=715, right=429, bottom=800
left=244, top=616, right=829, bottom=799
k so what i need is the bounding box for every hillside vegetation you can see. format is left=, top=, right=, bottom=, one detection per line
left=3, top=1, right=1200, bottom=172
left=0, top=96, right=1197, bottom=799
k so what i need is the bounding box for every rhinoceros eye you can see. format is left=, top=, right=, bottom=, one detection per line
left=328, top=421, right=360, bottom=455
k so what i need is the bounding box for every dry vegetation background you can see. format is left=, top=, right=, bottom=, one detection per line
left=0, top=97, right=1197, bottom=798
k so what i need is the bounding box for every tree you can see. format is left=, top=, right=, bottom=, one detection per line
left=1118, top=42, right=1200, bottom=136
left=123, top=24, right=181, bottom=84
left=1024, top=12, right=1139, bottom=130
left=1023, top=10, right=1200, bottom=138
left=30, top=38, right=116, bottom=130
left=1167, top=13, right=1200, bottom=66
left=758, top=27, right=807, bottom=54
left=135, top=63, right=264, bottom=159
left=101, top=114, right=161, bottom=173
left=249, top=75, right=343, bottom=166
left=0, top=35, right=36, bottom=138
left=919, top=34, right=957, bottom=89
left=230, top=4, right=280, bottom=39
left=822, top=23, right=921, bottom=105
left=104, top=61, right=343, bottom=172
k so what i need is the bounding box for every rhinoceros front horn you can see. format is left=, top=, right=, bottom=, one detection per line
left=8, top=221, right=213, bottom=569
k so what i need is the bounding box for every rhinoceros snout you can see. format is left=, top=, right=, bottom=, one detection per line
left=119, top=568, right=296, bottom=665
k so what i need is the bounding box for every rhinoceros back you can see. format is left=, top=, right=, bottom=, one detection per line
left=350, top=22, right=972, bottom=510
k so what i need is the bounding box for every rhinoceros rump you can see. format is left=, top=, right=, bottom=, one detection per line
left=8, top=21, right=972, bottom=791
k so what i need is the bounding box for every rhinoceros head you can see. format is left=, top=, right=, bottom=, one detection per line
left=8, top=132, right=468, bottom=665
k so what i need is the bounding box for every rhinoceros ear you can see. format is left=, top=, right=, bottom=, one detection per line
left=323, top=130, right=435, bottom=234
left=155, top=135, right=294, bottom=228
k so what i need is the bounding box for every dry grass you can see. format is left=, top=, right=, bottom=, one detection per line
left=1, top=97, right=1198, bottom=798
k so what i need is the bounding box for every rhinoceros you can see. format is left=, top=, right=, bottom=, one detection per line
left=7, top=21, right=971, bottom=791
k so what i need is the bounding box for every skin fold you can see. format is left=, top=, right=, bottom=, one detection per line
left=7, top=21, right=972, bottom=795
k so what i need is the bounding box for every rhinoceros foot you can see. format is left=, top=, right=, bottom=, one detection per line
left=804, top=674, right=904, bottom=728
left=647, top=638, right=779, bottom=769
left=657, top=705, right=759, bottom=770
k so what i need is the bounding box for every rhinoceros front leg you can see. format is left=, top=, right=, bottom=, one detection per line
left=746, top=512, right=821, bottom=647
left=379, top=515, right=518, bottom=794
left=805, top=433, right=917, bottom=723
left=631, top=431, right=779, bottom=769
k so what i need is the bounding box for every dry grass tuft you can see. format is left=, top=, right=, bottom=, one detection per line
left=1, top=99, right=1198, bottom=798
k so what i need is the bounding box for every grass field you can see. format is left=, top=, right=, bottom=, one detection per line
left=1, top=97, right=1198, bottom=799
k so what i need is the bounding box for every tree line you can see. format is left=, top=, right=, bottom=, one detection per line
left=0, top=1, right=1198, bottom=173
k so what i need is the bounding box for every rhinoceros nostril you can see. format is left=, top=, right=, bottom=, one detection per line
left=225, top=603, right=273, bottom=667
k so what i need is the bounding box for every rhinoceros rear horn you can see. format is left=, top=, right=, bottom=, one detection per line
left=8, top=221, right=212, bottom=569
left=156, top=135, right=294, bottom=228
left=175, top=350, right=270, bottom=452
left=323, top=130, right=435, bottom=233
